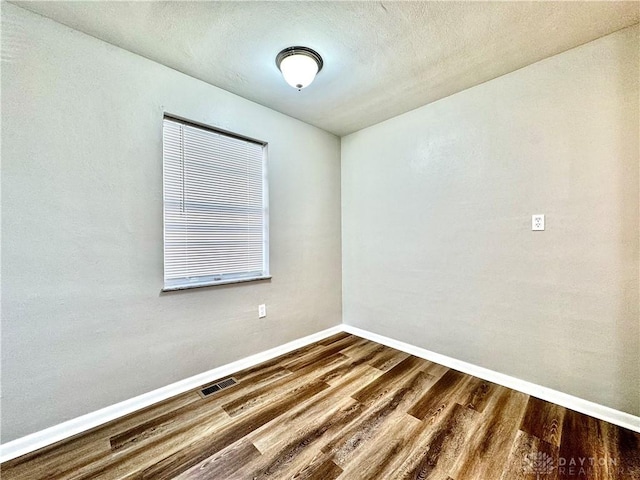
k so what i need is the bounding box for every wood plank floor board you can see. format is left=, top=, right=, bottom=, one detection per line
left=281, top=336, right=363, bottom=372
left=220, top=353, right=345, bottom=417
left=520, top=396, right=566, bottom=447
left=393, top=402, right=481, bottom=480
left=338, top=341, right=411, bottom=375
left=350, top=355, right=432, bottom=406
left=249, top=363, right=380, bottom=452
left=71, top=406, right=232, bottom=480
left=608, top=422, right=640, bottom=479
left=318, top=332, right=352, bottom=346
left=335, top=413, right=421, bottom=480
left=323, top=368, right=434, bottom=467
left=172, top=438, right=261, bottom=480
left=313, top=345, right=392, bottom=386
left=449, top=386, right=529, bottom=480
left=109, top=400, right=221, bottom=453
left=2, top=334, right=638, bottom=480
left=290, top=452, right=343, bottom=480
left=140, top=379, right=331, bottom=480
left=406, top=368, right=471, bottom=422
left=231, top=358, right=386, bottom=478
left=558, top=408, right=620, bottom=480
left=107, top=367, right=294, bottom=456
left=367, top=347, right=411, bottom=372
left=458, top=376, right=497, bottom=414
left=19, top=358, right=293, bottom=478
left=234, top=397, right=363, bottom=479
left=0, top=392, right=203, bottom=479
left=234, top=343, right=325, bottom=377
left=499, top=430, right=559, bottom=480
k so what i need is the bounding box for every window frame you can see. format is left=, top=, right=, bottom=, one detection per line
left=161, top=114, right=270, bottom=292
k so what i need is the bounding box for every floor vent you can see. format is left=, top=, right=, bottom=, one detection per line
left=200, top=377, right=237, bottom=397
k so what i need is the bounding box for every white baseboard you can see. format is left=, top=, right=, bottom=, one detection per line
left=343, top=324, right=640, bottom=434
left=0, top=325, right=343, bottom=463
left=3, top=322, right=638, bottom=463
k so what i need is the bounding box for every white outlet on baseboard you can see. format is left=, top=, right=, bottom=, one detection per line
left=258, top=304, right=266, bottom=318
left=532, top=214, right=545, bottom=231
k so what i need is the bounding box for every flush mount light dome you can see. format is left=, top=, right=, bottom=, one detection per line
left=276, top=46, right=323, bottom=90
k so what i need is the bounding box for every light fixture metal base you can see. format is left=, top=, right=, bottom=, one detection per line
left=275, top=46, right=324, bottom=74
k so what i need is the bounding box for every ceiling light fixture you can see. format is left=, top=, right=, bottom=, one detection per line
left=276, top=46, right=323, bottom=91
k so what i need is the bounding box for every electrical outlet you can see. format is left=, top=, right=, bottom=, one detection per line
left=532, top=214, right=545, bottom=231
left=258, top=304, right=266, bottom=318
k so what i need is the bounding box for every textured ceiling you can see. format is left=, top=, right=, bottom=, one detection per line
left=12, top=1, right=640, bottom=136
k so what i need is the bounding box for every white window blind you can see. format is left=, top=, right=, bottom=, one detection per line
left=163, top=117, right=268, bottom=290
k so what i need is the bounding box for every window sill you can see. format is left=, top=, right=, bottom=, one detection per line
left=161, top=275, right=272, bottom=292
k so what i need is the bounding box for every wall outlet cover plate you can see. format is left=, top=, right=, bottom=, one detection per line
left=532, top=214, right=545, bottom=231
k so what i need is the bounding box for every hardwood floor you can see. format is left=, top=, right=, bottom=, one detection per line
left=2, top=333, right=639, bottom=479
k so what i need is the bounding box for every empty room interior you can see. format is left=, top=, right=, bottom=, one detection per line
left=1, top=1, right=639, bottom=479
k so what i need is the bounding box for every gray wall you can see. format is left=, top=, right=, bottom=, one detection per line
left=342, top=26, right=639, bottom=416
left=1, top=4, right=342, bottom=442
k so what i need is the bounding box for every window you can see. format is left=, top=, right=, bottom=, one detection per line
left=162, top=116, right=269, bottom=290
